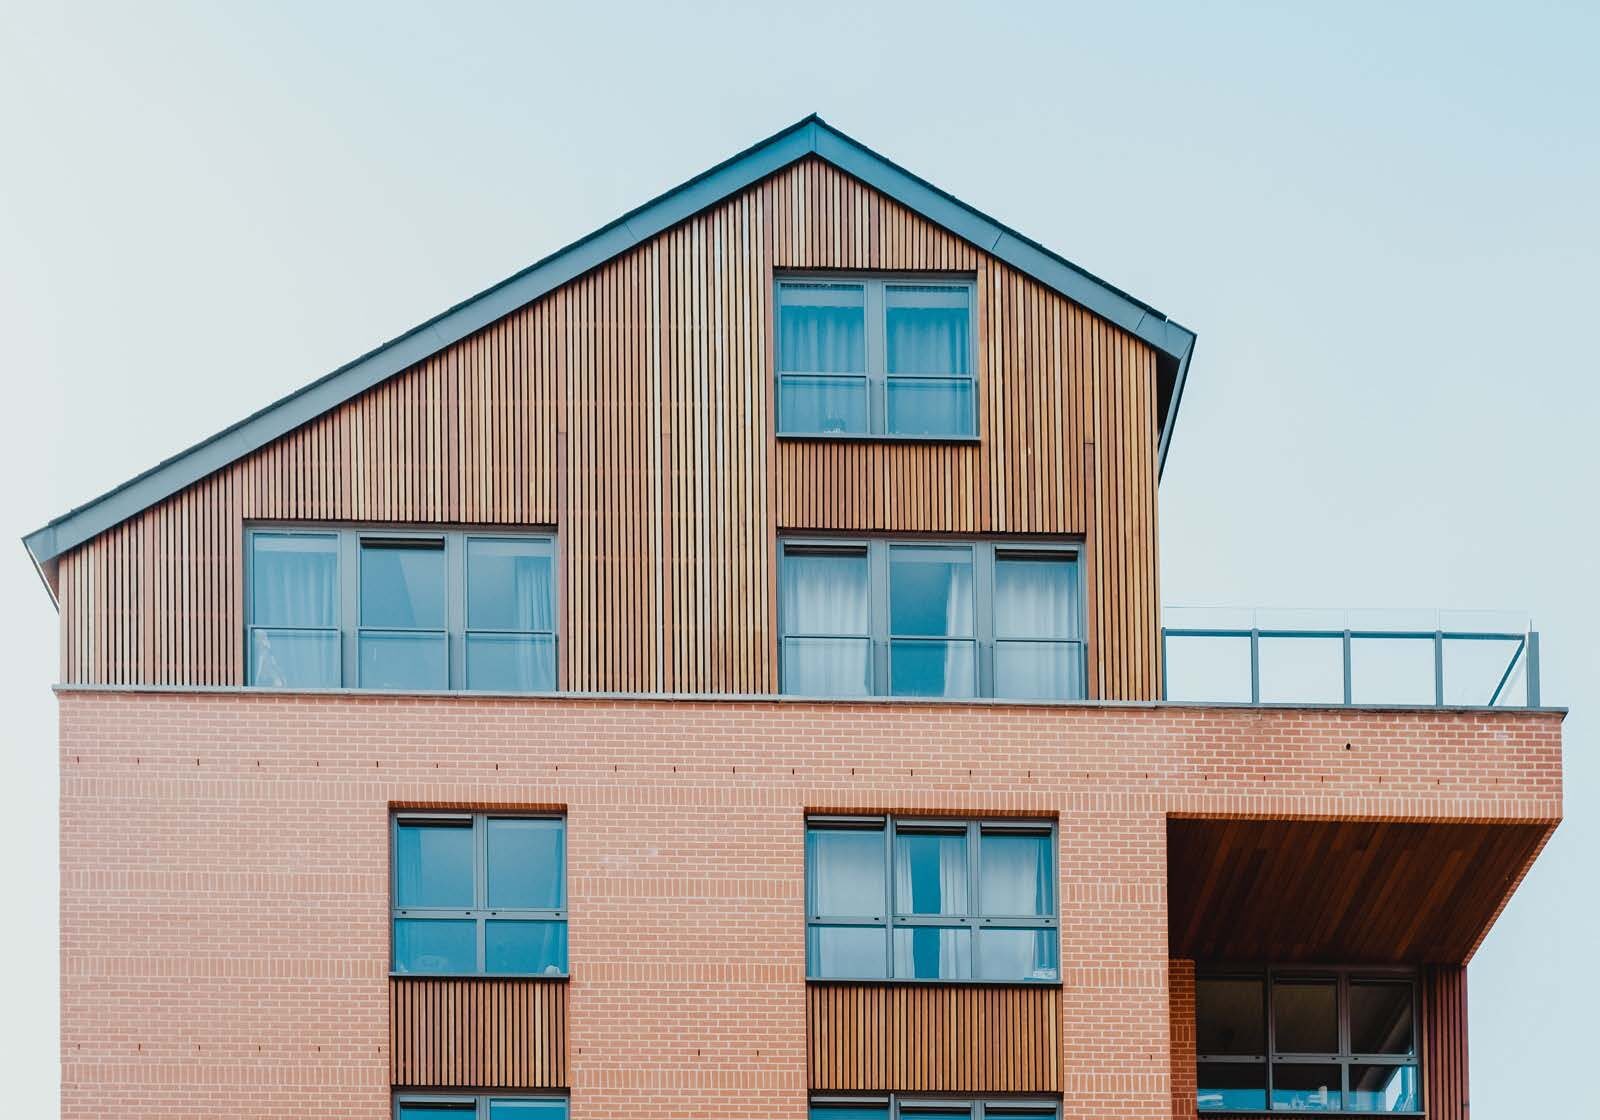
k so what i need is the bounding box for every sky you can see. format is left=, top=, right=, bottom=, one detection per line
left=0, top=1, right=1595, bottom=1113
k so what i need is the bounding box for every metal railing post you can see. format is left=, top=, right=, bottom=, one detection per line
left=1527, top=631, right=1541, bottom=708
left=1433, top=630, right=1445, bottom=706
left=1249, top=628, right=1261, bottom=705
left=1341, top=630, right=1353, bottom=706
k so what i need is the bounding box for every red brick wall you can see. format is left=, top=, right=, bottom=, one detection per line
left=57, top=690, right=1563, bottom=1119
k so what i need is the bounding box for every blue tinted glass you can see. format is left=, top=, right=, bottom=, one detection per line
left=467, top=539, right=553, bottom=631
left=976, top=927, right=1058, bottom=981
left=885, top=285, right=970, bottom=374
left=993, top=640, right=1082, bottom=700
left=889, top=547, right=973, bottom=636
left=252, top=534, right=338, bottom=627
left=1272, top=1064, right=1342, bottom=1110
left=783, top=550, right=870, bottom=634
left=885, top=378, right=974, bottom=437
left=780, top=375, right=869, bottom=434
left=488, top=1101, right=568, bottom=1120
left=894, top=831, right=967, bottom=914
left=810, top=1109, right=888, bottom=1120
left=893, top=925, right=972, bottom=979
left=778, top=283, right=865, bottom=373
left=360, top=541, right=445, bottom=628
left=807, top=925, right=887, bottom=979
left=808, top=827, right=886, bottom=918
left=249, top=628, right=339, bottom=688
left=393, top=918, right=475, bottom=974
left=1348, top=1064, right=1419, bottom=1112
left=359, top=631, right=447, bottom=689
left=395, top=823, right=474, bottom=907
left=399, top=1106, right=474, bottom=1120
left=467, top=634, right=556, bottom=691
left=889, top=639, right=976, bottom=697
left=1197, top=1062, right=1266, bottom=1111
left=782, top=637, right=872, bottom=696
left=485, top=920, right=567, bottom=975
left=995, top=557, right=1078, bottom=640
left=487, top=819, right=563, bottom=909
left=980, top=832, right=1053, bottom=915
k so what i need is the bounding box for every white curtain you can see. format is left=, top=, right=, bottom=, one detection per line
left=251, top=536, right=338, bottom=686
left=783, top=552, right=870, bottom=695
left=894, top=832, right=967, bottom=914
left=886, top=286, right=970, bottom=374
left=980, top=834, right=1049, bottom=915
left=778, top=287, right=865, bottom=373
left=994, top=558, right=1080, bottom=700
left=943, top=561, right=975, bottom=696
left=810, top=829, right=885, bottom=918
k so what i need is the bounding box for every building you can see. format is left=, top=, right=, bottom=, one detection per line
left=25, top=116, right=1563, bottom=1120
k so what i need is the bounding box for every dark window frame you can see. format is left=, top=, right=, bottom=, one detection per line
left=778, top=535, right=1086, bottom=700
left=806, top=814, right=1060, bottom=983
left=244, top=524, right=558, bottom=691
left=1196, top=965, right=1422, bottom=1116
left=390, top=810, right=568, bottom=978
left=394, top=1091, right=569, bottom=1118
left=775, top=272, right=980, bottom=441
left=810, top=1094, right=1061, bottom=1118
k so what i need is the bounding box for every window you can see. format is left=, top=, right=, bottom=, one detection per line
left=1196, top=968, right=1420, bottom=1114
left=246, top=528, right=556, bottom=691
left=780, top=538, right=1084, bottom=700
left=391, top=812, right=567, bottom=976
left=777, top=276, right=976, bottom=438
left=806, top=816, right=1058, bottom=982
left=395, top=1094, right=568, bottom=1119
left=810, top=1095, right=1058, bottom=1119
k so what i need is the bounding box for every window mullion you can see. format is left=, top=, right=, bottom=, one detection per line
left=867, top=279, right=886, bottom=433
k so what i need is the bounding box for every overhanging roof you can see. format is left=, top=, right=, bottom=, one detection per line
left=23, top=113, right=1196, bottom=583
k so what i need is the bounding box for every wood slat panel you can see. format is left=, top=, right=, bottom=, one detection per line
left=389, top=976, right=568, bottom=1089
left=57, top=155, right=1162, bottom=697
left=1421, top=965, right=1468, bottom=1120
left=807, top=981, right=1060, bottom=1093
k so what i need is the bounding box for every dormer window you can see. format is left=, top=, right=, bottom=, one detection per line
left=777, top=275, right=976, bottom=438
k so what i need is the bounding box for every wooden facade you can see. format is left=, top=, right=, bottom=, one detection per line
left=389, top=977, right=568, bottom=1089
left=54, top=156, right=1163, bottom=699
left=806, top=981, right=1061, bottom=1094
left=1420, top=965, right=1469, bottom=1120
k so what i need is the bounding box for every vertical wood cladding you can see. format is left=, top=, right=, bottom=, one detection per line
left=807, top=981, right=1061, bottom=1093
left=56, top=156, right=1161, bottom=696
left=390, top=977, right=568, bottom=1089
left=1422, top=965, right=1468, bottom=1120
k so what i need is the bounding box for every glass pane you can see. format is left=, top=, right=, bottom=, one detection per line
left=782, top=637, right=872, bottom=696
left=467, top=634, right=556, bottom=692
left=360, top=540, right=445, bottom=628
left=1349, top=981, right=1414, bottom=1055
left=995, top=556, right=1078, bottom=640
left=895, top=830, right=968, bottom=914
left=400, top=1106, right=476, bottom=1119
left=251, top=533, right=337, bottom=627
left=485, top=920, right=568, bottom=976
left=1271, top=1063, right=1342, bottom=1111
left=890, top=639, right=976, bottom=697
left=1163, top=634, right=1253, bottom=703
left=808, top=827, right=886, bottom=918
left=1444, top=634, right=1527, bottom=706
left=249, top=628, right=339, bottom=688
left=1350, top=636, right=1437, bottom=705
left=393, top=918, right=475, bottom=974
left=890, top=546, right=974, bottom=636
left=1197, top=977, right=1266, bottom=1056
left=467, top=538, right=553, bottom=631
left=1197, top=1062, right=1266, bottom=1112
left=783, top=550, right=870, bottom=634
left=1348, top=1064, right=1420, bottom=1113
left=487, top=818, right=564, bottom=909
left=1273, top=979, right=1339, bottom=1054
left=886, top=285, right=971, bottom=374
left=488, top=1101, right=568, bottom=1120
left=395, top=822, right=474, bottom=907
left=360, top=631, right=447, bottom=689
left=808, top=925, right=887, bottom=979
left=994, top=640, right=1082, bottom=701
left=779, top=375, right=869, bottom=435
left=893, top=925, right=972, bottom=980
left=809, top=1108, right=888, bottom=1120
left=886, top=378, right=975, bottom=437
left=980, top=832, right=1053, bottom=915
left=778, top=283, right=866, bottom=373
left=976, top=927, right=1058, bottom=981
left=1258, top=636, right=1344, bottom=704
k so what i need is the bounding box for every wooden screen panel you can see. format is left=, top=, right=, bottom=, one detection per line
left=56, top=155, right=1162, bottom=698
left=807, top=981, right=1060, bottom=1093
left=390, top=976, right=568, bottom=1089
left=1421, top=965, right=1467, bottom=1120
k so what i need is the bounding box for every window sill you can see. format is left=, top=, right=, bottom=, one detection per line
left=777, top=431, right=982, bottom=446
left=390, top=972, right=570, bottom=982
left=805, top=976, right=1062, bottom=989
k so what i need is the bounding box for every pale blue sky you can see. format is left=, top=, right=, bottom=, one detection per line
left=1, top=2, right=1594, bottom=1113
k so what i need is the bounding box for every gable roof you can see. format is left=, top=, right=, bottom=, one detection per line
left=23, top=114, right=1195, bottom=586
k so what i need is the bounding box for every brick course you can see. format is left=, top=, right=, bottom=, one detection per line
left=58, top=689, right=1563, bottom=1119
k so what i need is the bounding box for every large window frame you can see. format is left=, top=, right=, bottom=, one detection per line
left=390, top=810, right=568, bottom=978
left=811, top=1094, right=1060, bottom=1118
left=775, top=272, right=979, bottom=440
left=778, top=536, right=1086, bottom=700
left=1196, top=965, right=1422, bottom=1115
left=394, top=1092, right=569, bottom=1119
left=245, top=525, right=558, bottom=691
left=806, top=814, right=1059, bottom=983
